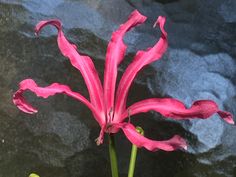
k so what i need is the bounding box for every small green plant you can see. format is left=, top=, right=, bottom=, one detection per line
left=29, top=173, right=40, bottom=177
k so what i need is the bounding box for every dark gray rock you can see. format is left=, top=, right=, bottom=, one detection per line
left=0, top=0, right=235, bottom=176
left=148, top=49, right=236, bottom=153
left=65, top=149, right=110, bottom=177
left=23, top=111, right=91, bottom=166
left=217, top=0, right=236, bottom=23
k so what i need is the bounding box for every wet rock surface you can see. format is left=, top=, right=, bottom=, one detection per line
left=0, top=0, right=235, bottom=177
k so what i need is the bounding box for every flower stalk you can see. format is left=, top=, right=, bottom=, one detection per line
left=109, top=134, right=119, bottom=177
left=128, top=127, right=144, bottom=177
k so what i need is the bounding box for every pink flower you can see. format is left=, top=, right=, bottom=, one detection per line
left=13, top=10, right=234, bottom=152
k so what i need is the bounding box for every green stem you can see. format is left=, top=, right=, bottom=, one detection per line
left=109, top=134, right=119, bottom=177
left=128, top=127, right=144, bottom=177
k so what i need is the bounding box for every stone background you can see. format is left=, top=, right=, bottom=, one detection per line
left=0, top=0, right=235, bottom=177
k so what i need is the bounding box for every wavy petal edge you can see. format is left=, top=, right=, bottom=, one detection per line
left=115, top=16, right=168, bottom=119
left=117, top=123, right=187, bottom=151
left=35, top=19, right=105, bottom=115
left=121, top=98, right=234, bottom=124
left=13, top=79, right=104, bottom=125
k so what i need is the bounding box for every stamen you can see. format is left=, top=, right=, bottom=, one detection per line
left=128, top=108, right=131, bottom=123
left=109, top=107, right=113, bottom=122
left=106, top=123, right=113, bottom=134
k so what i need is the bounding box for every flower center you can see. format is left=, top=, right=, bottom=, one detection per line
left=105, top=123, right=120, bottom=134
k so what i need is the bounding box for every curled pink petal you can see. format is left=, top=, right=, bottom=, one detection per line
left=217, top=110, right=234, bottom=124
left=115, top=16, right=168, bottom=119
left=118, top=123, right=187, bottom=151
left=35, top=19, right=105, bottom=114
left=13, top=79, right=104, bottom=125
left=95, top=125, right=106, bottom=146
left=104, top=10, right=146, bottom=117
left=121, top=98, right=234, bottom=124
